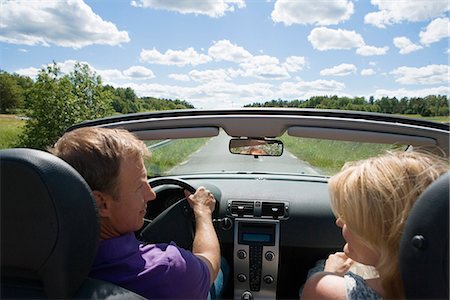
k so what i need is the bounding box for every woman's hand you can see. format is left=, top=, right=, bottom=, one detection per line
left=324, top=252, right=354, bottom=275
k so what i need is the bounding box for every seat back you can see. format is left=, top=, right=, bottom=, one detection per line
left=0, top=148, right=99, bottom=298
left=400, top=172, right=449, bottom=299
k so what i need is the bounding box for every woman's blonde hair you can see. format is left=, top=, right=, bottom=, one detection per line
left=328, top=150, right=449, bottom=299
left=50, top=127, right=149, bottom=197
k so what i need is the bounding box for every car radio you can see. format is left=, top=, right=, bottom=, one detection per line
left=234, top=218, right=280, bottom=300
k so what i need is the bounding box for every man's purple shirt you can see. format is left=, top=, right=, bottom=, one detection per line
left=89, top=232, right=211, bottom=299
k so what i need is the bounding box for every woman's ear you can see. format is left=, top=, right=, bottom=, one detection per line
left=92, top=190, right=111, bottom=218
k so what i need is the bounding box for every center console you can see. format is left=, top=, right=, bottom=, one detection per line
left=233, top=218, right=280, bottom=300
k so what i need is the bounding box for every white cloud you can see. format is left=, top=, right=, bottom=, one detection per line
left=208, top=40, right=306, bottom=79
left=278, top=79, right=347, bottom=99
left=14, top=67, right=40, bottom=78
left=320, top=63, right=357, bottom=76
left=126, top=81, right=274, bottom=108
left=18, top=48, right=28, bottom=53
left=97, top=69, right=127, bottom=82
left=271, top=0, right=353, bottom=26
left=365, top=0, right=449, bottom=28
left=393, top=37, right=423, bottom=54
left=391, top=65, right=449, bottom=85
left=308, top=27, right=364, bottom=51
left=237, top=55, right=291, bottom=80
left=283, top=56, right=307, bottom=72
left=374, top=86, right=450, bottom=99
left=188, top=69, right=231, bottom=82
left=361, top=68, right=375, bottom=76
left=169, top=74, right=191, bottom=82
left=0, top=0, right=129, bottom=48
left=14, top=60, right=156, bottom=84
left=419, top=17, right=450, bottom=45
left=131, top=0, right=245, bottom=17
left=123, top=66, right=155, bottom=79
left=140, top=47, right=212, bottom=67
left=356, top=45, right=389, bottom=56
left=208, top=40, right=252, bottom=62
left=308, top=27, right=388, bottom=55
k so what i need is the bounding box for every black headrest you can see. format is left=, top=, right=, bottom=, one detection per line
left=400, top=172, right=449, bottom=299
left=1, top=148, right=99, bottom=298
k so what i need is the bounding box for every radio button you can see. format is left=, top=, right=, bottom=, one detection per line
left=237, top=249, right=247, bottom=259
left=237, top=273, right=247, bottom=282
left=241, top=291, right=253, bottom=300
left=263, top=275, right=274, bottom=284
left=265, top=251, right=275, bottom=261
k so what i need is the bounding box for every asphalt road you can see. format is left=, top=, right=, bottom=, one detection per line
left=170, top=130, right=321, bottom=175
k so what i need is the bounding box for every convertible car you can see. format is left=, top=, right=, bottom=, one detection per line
left=1, top=108, right=449, bottom=299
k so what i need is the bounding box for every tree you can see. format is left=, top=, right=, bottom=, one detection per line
left=69, top=63, right=114, bottom=119
left=18, top=62, right=114, bottom=149
left=0, top=71, right=25, bottom=113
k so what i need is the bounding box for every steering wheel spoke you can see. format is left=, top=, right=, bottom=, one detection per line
left=139, top=177, right=196, bottom=250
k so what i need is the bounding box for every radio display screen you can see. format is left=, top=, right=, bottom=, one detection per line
left=238, top=222, right=275, bottom=245
left=242, top=233, right=271, bottom=243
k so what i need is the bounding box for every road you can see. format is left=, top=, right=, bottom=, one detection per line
left=170, top=130, right=321, bottom=175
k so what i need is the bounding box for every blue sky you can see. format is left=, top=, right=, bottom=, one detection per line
left=1, top=0, right=449, bottom=108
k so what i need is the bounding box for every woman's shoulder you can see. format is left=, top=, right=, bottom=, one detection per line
left=301, top=271, right=347, bottom=300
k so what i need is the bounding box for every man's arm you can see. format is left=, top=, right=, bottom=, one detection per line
left=186, top=187, right=220, bottom=285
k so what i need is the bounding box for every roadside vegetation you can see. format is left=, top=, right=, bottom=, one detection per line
left=281, top=136, right=403, bottom=175
left=144, top=138, right=209, bottom=176
left=0, top=115, right=25, bottom=149
left=246, top=96, right=449, bottom=118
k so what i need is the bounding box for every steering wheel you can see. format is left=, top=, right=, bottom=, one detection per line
left=139, top=177, right=196, bottom=250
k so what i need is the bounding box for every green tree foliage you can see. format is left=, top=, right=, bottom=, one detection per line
left=246, top=95, right=449, bottom=116
left=11, top=72, right=34, bottom=109
left=18, top=63, right=114, bottom=149
left=0, top=71, right=25, bottom=113
left=69, top=63, right=114, bottom=119
left=140, top=97, right=194, bottom=111
left=107, top=85, right=142, bottom=113
left=106, top=86, right=194, bottom=113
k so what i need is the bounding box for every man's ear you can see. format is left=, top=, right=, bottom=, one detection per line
left=92, top=190, right=111, bottom=218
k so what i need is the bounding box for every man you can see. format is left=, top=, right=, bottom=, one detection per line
left=50, top=127, right=220, bottom=299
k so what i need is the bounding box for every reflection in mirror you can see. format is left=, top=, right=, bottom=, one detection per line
left=229, top=138, right=283, bottom=157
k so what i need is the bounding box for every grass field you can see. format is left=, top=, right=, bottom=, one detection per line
left=282, top=114, right=449, bottom=174
left=144, top=138, right=209, bottom=176
left=282, top=136, right=403, bottom=175
left=0, top=115, right=25, bottom=149
left=400, top=114, right=450, bottom=123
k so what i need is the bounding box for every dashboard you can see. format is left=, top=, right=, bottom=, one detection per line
left=147, top=174, right=344, bottom=299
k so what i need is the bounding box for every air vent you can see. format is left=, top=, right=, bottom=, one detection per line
left=261, top=202, right=287, bottom=219
left=228, top=201, right=254, bottom=217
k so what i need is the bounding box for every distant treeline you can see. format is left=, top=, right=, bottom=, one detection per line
left=104, top=85, right=194, bottom=114
left=1, top=67, right=448, bottom=118
left=245, top=95, right=449, bottom=117
left=0, top=69, right=194, bottom=114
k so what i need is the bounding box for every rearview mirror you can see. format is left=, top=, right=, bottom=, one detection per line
left=229, top=138, right=283, bottom=157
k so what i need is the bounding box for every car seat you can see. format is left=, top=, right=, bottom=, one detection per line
left=0, top=148, right=144, bottom=299
left=400, top=171, right=449, bottom=299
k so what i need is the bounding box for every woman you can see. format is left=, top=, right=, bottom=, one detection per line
left=301, top=150, right=449, bottom=299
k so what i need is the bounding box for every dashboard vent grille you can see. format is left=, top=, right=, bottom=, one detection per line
left=261, top=202, right=287, bottom=219
left=228, top=201, right=255, bottom=216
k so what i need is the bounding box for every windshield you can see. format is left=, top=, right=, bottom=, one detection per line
left=145, top=132, right=405, bottom=177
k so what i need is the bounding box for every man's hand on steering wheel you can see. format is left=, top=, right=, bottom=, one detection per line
left=184, top=186, right=216, bottom=217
